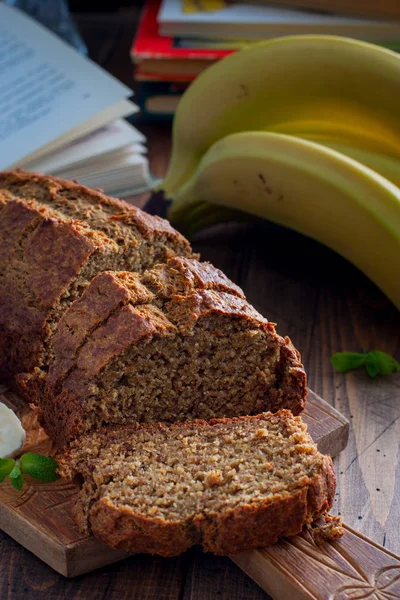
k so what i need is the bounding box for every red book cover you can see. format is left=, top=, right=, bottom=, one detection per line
left=132, top=0, right=233, bottom=64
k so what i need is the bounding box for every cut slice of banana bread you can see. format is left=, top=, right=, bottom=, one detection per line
left=34, top=257, right=306, bottom=448
left=0, top=171, right=193, bottom=387
left=58, top=411, right=336, bottom=556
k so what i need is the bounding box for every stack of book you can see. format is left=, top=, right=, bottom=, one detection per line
left=131, top=0, right=232, bottom=120
left=1, top=3, right=154, bottom=197
left=131, top=0, right=400, bottom=120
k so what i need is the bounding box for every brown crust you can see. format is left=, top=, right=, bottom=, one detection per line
left=39, top=304, right=176, bottom=447
left=0, top=198, right=115, bottom=380
left=268, top=336, right=308, bottom=415
left=46, top=259, right=259, bottom=399
left=172, top=257, right=244, bottom=298
left=25, top=218, right=97, bottom=307
left=0, top=199, right=43, bottom=262
left=47, top=271, right=155, bottom=390
left=0, top=170, right=191, bottom=248
left=69, top=304, right=175, bottom=382
left=89, top=466, right=334, bottom=556
left=143, top=256, right=245, bottom=300
left=58, top=413, right=335, bottom=557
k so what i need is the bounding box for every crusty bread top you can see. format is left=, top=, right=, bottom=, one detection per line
left=0, top=195, right=120, bottom=377
left=0, top=170, right=191, bottom=245
left=143, top=256, right=245, bottom=300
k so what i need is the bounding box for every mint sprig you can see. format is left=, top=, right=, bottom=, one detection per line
left=9, top=463, right=24, bottom=491
left=331, top=350, right=400, bottom=377
left=20, top=453, right=59, bottom=482
left=0, top=453, right=59, bottom=491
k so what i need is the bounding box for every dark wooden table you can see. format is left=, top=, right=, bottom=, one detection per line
left=1, top=10, right=399, bottom=600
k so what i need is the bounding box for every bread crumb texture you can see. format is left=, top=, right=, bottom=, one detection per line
left=311, top=514, right=344, bottom=543
left=59, top=411, right=336, bottom=556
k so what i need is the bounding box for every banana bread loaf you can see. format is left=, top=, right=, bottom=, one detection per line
left=0, top=171, right=192, bottom=387
left=1, top=171, right=306, bottom=451
left=33, top=256, right=306, bottom=448
left=58, top=411, right=335, bottom=556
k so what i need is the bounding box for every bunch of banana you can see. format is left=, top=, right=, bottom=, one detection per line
left=161, top=35, right=400, bottom=309
left=170, top=132, right=400, bottom=309
left=163, top=35, right=400, bottom=193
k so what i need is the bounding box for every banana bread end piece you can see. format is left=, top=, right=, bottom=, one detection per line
left=0, top=170, right=194, bottom=388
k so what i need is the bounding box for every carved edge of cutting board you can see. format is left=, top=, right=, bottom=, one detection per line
left=232, top=522, right=400, bottom=600
left=301, top=390, right=349, bottom=458
left=0, top=387, right=348, bottom=578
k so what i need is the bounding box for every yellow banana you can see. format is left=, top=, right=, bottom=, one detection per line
left=291, top=136, right=400, bottom=188
left=163, top=36, right=400, bottom=195
left=169, top=132, right=400, bottom=310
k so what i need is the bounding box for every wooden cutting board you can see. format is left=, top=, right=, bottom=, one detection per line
left=233, top=521, right=400, bottom=599
left=0, top=384, right=349, bottom=579
left=2, top=385, right=399, bottom=598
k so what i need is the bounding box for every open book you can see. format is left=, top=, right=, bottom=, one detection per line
left=0, top=3, right=154, bottom=197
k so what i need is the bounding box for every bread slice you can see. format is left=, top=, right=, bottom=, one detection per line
left=35, top=257, right=306, bottom=448
left=58, top=411, right=335, bottom=556
left=0, top=171, right=193, bottom=387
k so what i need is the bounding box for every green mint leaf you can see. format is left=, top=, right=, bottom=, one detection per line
left=330, top=352, right=367, bottom=373
left=365, top=359, right=379, bottom=378
left=9, top=463, right=24, bottom=491
left=331, top=350, right=400, bottom=377
left=20, top=453, right=59, bottom=482
left=366, top=350, right=400, bottom=376
left=0, top=458, right=15, bottom=483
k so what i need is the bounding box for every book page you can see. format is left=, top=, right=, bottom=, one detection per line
left=0, top=4, right=133, bottom=169
left=15, top=99, right=137, bottom=167
left=23, top=119, right=145, bottom=173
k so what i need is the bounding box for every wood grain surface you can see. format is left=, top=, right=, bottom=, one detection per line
left=0, top=385, right=348, bottom=578
left=233, top=521, right=400, bottom=600
left=1, top=9, right=399, bottom=600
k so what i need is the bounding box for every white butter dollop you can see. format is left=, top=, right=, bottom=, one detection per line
left=0, top=403, right=26, bottom=459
